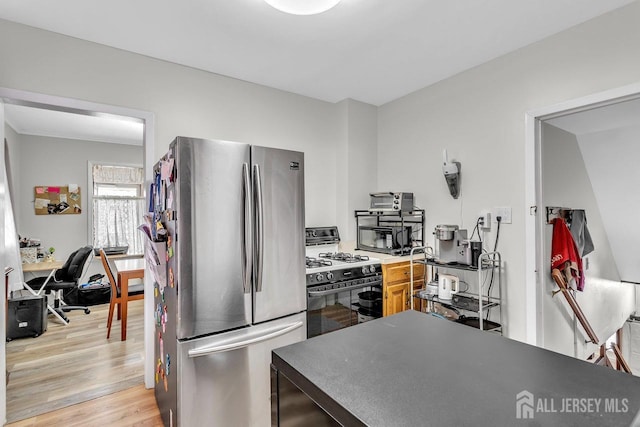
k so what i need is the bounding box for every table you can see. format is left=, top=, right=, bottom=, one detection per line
left=113, top=258, right=145, bottom=341
left=272, top=311, right=640, bottom=426
left=21, top=261, right=68, bottom=324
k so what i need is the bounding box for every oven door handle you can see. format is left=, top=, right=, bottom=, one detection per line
left=308, top=281, right=380, bottom=297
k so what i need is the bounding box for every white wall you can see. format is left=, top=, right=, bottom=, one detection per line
left=335, top=99, right=378, bottom=242
left=541, top=123, right=629, bottom=356
left=0, top=18, right=345, bottom=230
left=377, top=1, right=640, bottom=341
left=4, top=123, right=20, bottom=215
left=542, top=123, right=618, bottom=281
left=12, top=132, right=143, bottom=260
left=578, top=125, right=640, bottom=282
left=3, top=123, right=24, bottom=290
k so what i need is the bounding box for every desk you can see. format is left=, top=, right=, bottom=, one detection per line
left=22, top=260, right=64, bottom=273
left=114, top=258, right=144, bottom=341
left=21, top=261, right=68, bottom=324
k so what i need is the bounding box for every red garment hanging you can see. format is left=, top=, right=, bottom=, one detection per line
left=551, top=217, right=584, bottom=291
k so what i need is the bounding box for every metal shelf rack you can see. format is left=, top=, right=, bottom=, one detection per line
left=410, top=250, right=502, bottom=333
left=354, top=209, right=425, bottom=256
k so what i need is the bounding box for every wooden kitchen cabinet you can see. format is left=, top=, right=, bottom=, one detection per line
left=382, top=261, right=425, bottom=316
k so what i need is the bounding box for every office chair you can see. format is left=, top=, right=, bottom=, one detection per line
left=26, top=246, right=93, bottom=323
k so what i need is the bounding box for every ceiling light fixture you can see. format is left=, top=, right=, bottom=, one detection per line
left=264, top=0, right=341, bottom=15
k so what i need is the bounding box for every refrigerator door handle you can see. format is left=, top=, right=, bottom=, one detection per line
left=242, top=163, right=252, bottom=294
left=253, top=163, right=264, bottom=293
left=187, top=321, right=303, bottom=358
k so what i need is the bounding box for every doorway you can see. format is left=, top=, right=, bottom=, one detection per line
left=524, top=82, right=640, bottom=350
left=0, top=87, right=155, bottom=422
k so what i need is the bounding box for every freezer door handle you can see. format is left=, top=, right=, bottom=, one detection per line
left=187, top=321, right=304, bottom=358
left=253, top=163, right=264, bottom=293
left=241, top=163, right=252, bottom=294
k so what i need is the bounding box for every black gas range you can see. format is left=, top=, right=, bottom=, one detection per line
left=305, top=227, right=382, bottom=338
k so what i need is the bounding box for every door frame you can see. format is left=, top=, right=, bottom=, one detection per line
left=0, top=87, right=155, bottom=420
left=524, top=82, right=640, bottom=347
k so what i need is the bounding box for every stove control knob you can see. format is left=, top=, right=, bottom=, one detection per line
left=326, top=272, right=334, bottom=280
left=361, top=266, right=368, bottom=274
left=369, top=265, right=376, bottom=273
left=315, top=273, right=324, bottom=282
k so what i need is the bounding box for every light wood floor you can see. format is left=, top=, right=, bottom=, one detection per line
left=6, top=384, right=162, bottom=427
left=6, top=299, right=156, bottom=424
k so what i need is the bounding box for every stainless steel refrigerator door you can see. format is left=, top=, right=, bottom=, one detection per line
left=177, top=312, right=306, bottom=427
left=175, top=137, right=252, bottom=339
left=251, top=146, right=306, bottom=324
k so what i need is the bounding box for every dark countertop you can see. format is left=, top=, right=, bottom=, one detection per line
left=272, top=311, right=640, bottom=426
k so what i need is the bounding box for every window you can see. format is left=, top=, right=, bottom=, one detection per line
left=91, top=164, right=145, bottom=254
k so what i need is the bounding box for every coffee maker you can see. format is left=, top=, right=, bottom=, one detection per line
left=435, top=225, right=468, bottom=264
left=434, top=225, right=481, bottom=266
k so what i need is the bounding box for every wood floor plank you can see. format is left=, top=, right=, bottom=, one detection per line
left=5, top=384, right=163, bottom=427
left=6, top=299, right=148, bottom=423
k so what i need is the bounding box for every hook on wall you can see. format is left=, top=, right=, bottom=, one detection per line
left=546, top=206, right=573, bottom=225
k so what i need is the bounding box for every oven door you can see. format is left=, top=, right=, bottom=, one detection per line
left=306, top=281, right=381, bottom=338
left=369, top=194, right=395, bottom=211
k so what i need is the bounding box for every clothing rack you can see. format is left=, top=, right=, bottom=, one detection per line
left=551, top=268, right=598, bottom=344
left=551, top=269, right=632, bottom=373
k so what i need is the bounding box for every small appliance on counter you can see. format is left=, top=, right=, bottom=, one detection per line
left=434, top=224, right=481, bottom=266
left=438, top=274, right=460, bottom=300
left=357, top=225, right=412, bottom=254
left=355, top=198, right=425, bottom=255
left=435, top=224, right=467, bottom=264
left=368, top=192, right=414, bottom=213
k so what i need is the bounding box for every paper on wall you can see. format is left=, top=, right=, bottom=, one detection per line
left=68, top=184, right=79, bottom=193
left=34, top=198, right=48, bottom=209
left=160, top=159, right=174, bottom=180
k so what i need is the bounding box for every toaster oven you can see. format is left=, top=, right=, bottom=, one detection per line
left=368, top=192, right=414, bottom=213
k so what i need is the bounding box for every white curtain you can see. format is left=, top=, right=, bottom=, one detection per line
left=92, top=199, right=145, bottom=253
left=92, top=164, right=143, bottom=185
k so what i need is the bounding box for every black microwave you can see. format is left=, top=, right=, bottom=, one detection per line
left=368, top=192, right=413, bottom=213
left=357, top=226, right=412, bottom=255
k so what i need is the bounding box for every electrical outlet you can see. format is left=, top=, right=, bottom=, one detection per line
left=492, top=207, right=512, bottom=224
left=478, top=211, right=491, bottom=231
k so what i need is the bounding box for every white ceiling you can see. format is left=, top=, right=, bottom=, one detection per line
left=3, top=104, right=144, bottom=146
left=0, top=0, right=635, bottom=106
left=547, top=98, right=640, bottom=135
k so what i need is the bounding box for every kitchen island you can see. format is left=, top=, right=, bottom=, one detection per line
left=271, top=311, right=640, bottom=426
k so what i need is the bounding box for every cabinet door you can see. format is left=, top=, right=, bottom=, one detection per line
left=383, top=262, right=426, bottom=285
left=385, top=282, right=409, bottom=316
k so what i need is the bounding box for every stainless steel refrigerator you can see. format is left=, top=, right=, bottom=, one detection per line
left=152, top=137, right=306, bottom=426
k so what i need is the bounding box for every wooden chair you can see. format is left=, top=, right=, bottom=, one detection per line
left=99, top=249, right=144, bottom=340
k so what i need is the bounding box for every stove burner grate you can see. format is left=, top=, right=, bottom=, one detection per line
left=318, top=252, right=370, bottom=263
left=306, top=257, right=333, bottom=268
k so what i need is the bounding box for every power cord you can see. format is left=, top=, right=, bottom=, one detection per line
left=485, top=216, right=502, bottom=321
left=469, top=217, right=482, bottom=242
